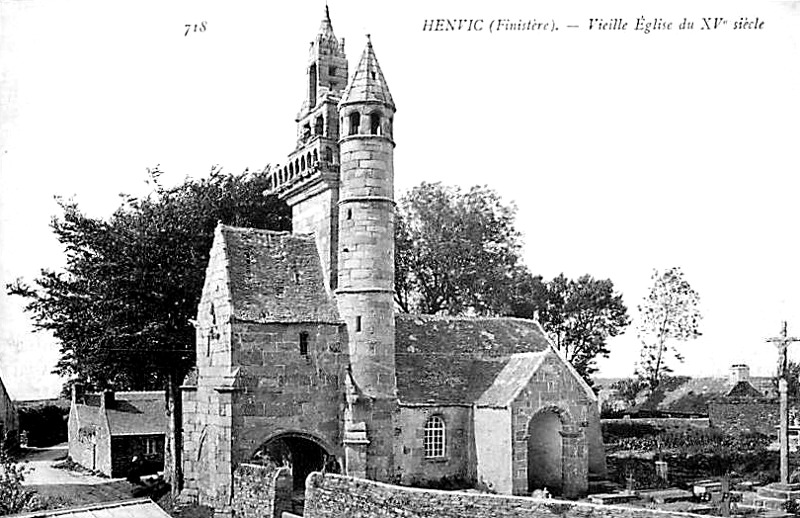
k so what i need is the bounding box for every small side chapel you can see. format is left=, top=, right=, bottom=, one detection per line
left=179, top=7, right=606, bottom=513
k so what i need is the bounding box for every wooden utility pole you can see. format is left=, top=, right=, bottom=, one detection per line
left=767, top=321, right=800, bottom=484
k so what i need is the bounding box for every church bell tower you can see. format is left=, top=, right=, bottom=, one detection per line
left=268, top=7, right=349, bottom=290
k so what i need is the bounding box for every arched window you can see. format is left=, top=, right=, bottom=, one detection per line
left=301, top=155, right=306, bottom=171
left=348, top=112, right=360, bottom=136
left=308, top=64, right=317, bottom=109
left=423, top=415, right=446, bottom=458
left=315, top=117, right=324, bottom=136
left=312, top=149, right=318, bottom=164
left=370, top=112, right=381, bottom=135
left=323, top=147, right=333, bottom=163
left=295, top=159, right=300, bottom=175
left=307, top=152, right=312, bottom=169
left=288, top=163, right=294, bottom=177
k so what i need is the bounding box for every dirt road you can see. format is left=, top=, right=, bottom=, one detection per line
left=19, top=444, right=116, bottom=486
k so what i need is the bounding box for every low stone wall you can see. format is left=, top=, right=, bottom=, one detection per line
left=304, top=473, right=706, bottom=518
left=602, top=418, right=710, bottom=429
left=708, top=402, right=779, bottom=437
left=233, top=463, right=292, bottom=518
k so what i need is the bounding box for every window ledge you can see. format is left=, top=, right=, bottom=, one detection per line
left=424, top=457, right=448, bottom=464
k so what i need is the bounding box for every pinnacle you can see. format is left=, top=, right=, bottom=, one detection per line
left=318, top=4, right=336, bottom=40
left=340, top=36, right=394, bottom=108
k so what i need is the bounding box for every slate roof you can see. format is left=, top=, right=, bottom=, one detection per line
left=475, top=352, right=548, bottom=408
left=340, top=38, right=394, bottom=108
left=75, top=392, right=166, bottom=436
left=106, top=392, right=166, bottom=435
left=8, top=499, right=171, bottom=518
left=219, top=225, right=341, bottom=325
left=723, top=380, right=767, bottom=400
left=395, top=314, right=552, bottom=405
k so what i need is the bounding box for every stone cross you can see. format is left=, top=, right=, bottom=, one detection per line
left=767, top=321, right=800, bottom=484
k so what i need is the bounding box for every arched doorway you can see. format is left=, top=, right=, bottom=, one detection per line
left=252, top=433, right=339, bottom=514
left=527, top=409, right=564, bottom=494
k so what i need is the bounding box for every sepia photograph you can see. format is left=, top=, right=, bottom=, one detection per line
left=1, top=1, right=799, bottom=516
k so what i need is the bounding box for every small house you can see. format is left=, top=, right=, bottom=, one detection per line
left=68, top=386, right=166, bottom=477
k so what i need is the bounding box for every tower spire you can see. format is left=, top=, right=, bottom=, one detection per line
left=340, top=36, right=394, bottom=109
left=318, top=4, right=336, bottom=41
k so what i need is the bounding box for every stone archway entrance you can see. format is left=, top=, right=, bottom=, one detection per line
left=253, top=433, right=339, bottom=514
left=527, top=410, right=564, bottom=494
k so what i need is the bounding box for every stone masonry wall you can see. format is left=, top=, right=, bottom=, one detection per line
left=229, top=321, right=347, bottom=464
left=182, top=226, right=236, bottom=510
left=510, top=353, right=594, bottom=497
left=394, top=405, right=474, bottom=487
left=708, top=402, right=779, bottom=437
left=304, top=473, right=708, bottom=518
left=232, top=463, right=292, bottom=518
left=291, top=188, right=339, bottom=290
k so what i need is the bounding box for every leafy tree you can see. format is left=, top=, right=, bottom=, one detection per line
left=537, top=274, right=630, bottom=379
left=635, top=267, right=702, bottom=390
left=394, top=183, right=629, bottom=381
left=7, top=165, right=291, bottom=491
left=0, top=447, right=33, bottom=516
left=394, top=182, right=522, bottom=315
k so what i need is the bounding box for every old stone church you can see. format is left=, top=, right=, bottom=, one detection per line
left=180, top=7, right=605, bottom=512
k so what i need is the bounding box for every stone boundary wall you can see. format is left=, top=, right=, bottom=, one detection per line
left=602, top=418, right=710, bottom=429
left=708, top=402, right=779, bottom=437
left=233, top=463, right=292, bottom=518
left=304, top=473, right=708, bottom=518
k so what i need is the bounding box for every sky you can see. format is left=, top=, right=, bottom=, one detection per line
left=1, top=0, right=799, bottom=400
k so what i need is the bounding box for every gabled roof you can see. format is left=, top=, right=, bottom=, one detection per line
left=340, top=37, right=394, bottom=108
left=395, top=314, right=552, bottom=405
left=74, top=391, right=166, bottom=436
left=105, top=392, right=166, bottom=435
left=723, top=380, right=767, bottom=401
left=218, top=225, right=341, bottom=325
left=475, top=352, right=548, bottom=408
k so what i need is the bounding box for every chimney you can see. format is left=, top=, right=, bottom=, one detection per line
left=729, top=364, right=750, bottom=384
left=71, top=383, right=85, bottom=405
left=101, top=390, right=115, bottom=409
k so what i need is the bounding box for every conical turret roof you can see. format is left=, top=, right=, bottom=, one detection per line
left=341, top=36, right=394, bottom=108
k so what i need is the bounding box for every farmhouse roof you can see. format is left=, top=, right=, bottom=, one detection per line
left=216, top=225, right=341, bottom=325
left=722, top=380, right=767, bottom=401
left=75, top=391, right=166, bottom=436
left=105, top=391, right=166, bottom=435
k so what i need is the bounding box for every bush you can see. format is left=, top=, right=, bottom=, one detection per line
left=0, top=447, right=34, bottom=515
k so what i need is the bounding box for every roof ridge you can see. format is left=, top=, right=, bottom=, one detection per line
left=398, top=313, right=538, bottom=324
left=218, top=224, right=292, bottom=236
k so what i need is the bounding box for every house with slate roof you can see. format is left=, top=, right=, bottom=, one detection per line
left=68, top=386, right=166, bottom=477
left=179, top=7, right=605, bottom=513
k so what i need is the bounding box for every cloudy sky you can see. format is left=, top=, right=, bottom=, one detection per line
left=1, top=0, right=799, bottom=399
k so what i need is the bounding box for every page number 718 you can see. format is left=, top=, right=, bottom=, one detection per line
left=185, top=22, right=207, bottom=36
